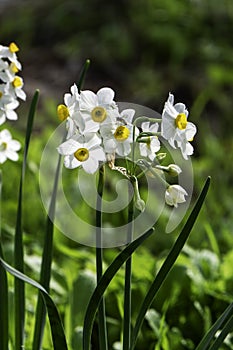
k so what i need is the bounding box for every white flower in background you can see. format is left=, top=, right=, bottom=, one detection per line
left=101, top=109, right=137, bottom=157
left=0, top=98, right=19, bottom=125
left=176, top=122, right=197, bottom=159
left=0, top=42, right=22, bottom=69
left=0, top=129, right=21, bottom=163
left=57, top=132, right=106, bottom=174
left=161, top=93, right=196, bottom=159
left=0, top=58, right=9, bottom=71
left=165, top=184, right=188, bottom=207
left=79, top=87, right=118, bottom=133
left=7, top=76, right=26, bottom=101
left=57, top=84, right=81, bottom=138
left=139, top=121, right=160, bottom=161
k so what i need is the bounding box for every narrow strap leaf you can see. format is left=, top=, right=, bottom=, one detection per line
left=0, top=170, right=9, bottom=350
left=77, top=59, right=90, bottom=92
left=14, top=89, right=39, bottom=348
left=0, top=257, right=68, bottom=350
left=130, top=176, right=211, bottom=350
left=83, top=227, right=154, bottom=350
left=209, top=314, right=233, bottom=350
left=196, top=301, right=233, bottom=350
left=33, top=151, right=62, bottom=350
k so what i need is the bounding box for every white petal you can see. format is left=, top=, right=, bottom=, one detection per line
left=0, top=114, right=6, bottom=125
left=85, top=133, right=102, bottom=149
left=120, top=109, right=135, bottom=124
left=0, top=153, right=7, bottom=164
left=80, top=90, right=97, bottom=110
left=6, top=150, right=19, bottom=161
left=141, top=122, right=150, bottom=132
left=16, top=89, right=26, bottom=101
left=82, top=157, right=99, bottom=174
left=9, top=140, right=21, bottom=151
left=174, top=102, right=187, bottom=115
left=6, top=109, right=18, bottom=121
left=167, top=93, right=174, bottom=105
left=104, top=138, right=116, bottom=153
left=57, top=138, right=81, bottom=155
left=64, top=155, right=81, bottom=169
left=1, top=129, right=12, bottom=141
left=139, top=143, right=148, bottom=157
left=90, top=147, right=106, bottom=161
left=185, top=122, right=197, bottom=140
left=97, top=87, right=115, bottom=105
left=149, top=122, right=159, bottom=133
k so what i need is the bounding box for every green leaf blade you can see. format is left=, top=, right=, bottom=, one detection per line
left=130, top=176, right=211, bottom=350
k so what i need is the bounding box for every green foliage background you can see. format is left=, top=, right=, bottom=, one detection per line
left=0, top=0, right=233, bottom=349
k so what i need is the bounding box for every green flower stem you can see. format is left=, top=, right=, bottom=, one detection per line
left=96, top=165, right=108, bottom=350
left=123, top=177, right=135, bottom=350
left=83, top=228, right=154, bottom=350
left=0, top=171, right=9, bottom=350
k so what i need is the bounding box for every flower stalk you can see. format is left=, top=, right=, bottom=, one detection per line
left=96, top=165, right=108, bottom=350
left=123, top=176, right=135, bottom=350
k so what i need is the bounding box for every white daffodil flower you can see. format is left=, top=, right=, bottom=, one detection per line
left=161, top=93, right=196, bottom=158
left=8, top=76, right=26, bottom=101
left=0, top=99, right=19, bottom=125
left=101, top=109, right=138, bottom=157
left=57, top=132, right=106, bottom=174
left=165, top=184, right=188, bottom=207
left=57, top=84, right=82, bottom=138
left=139, top=121, right=160, bottom=161
left=0, top=129, right=21, bottom=163
left=0, top=42, right=22, bottom=70
left=79, top=87, right=118, bottom=133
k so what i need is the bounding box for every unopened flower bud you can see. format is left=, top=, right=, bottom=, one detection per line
left=167, top=164, right=182, bottom=177
left=133, top=176, right=145, bottom=212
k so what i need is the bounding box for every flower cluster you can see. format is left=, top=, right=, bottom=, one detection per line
left=57, top=85, right=197, bottom=208
left=0, top=42, right=26, bottom=163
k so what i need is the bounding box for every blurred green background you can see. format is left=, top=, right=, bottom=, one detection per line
left=1, top=0, right=233, bottom=349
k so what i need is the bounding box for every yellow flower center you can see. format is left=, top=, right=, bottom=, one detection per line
left=12, top=77, right=22, bottom=88
left=175, top=113, right=187, bottom=130
left=91, top=106, right=107, bottom=123
left=10, top=63, right=19, bottom=73
left=57, top=104, right=69, bottom=121
left=9, top=42, right=19, bottom=53
left=114, top=126, right=130, bottom=141
left=74, top=148, right=89, bottom=162
left=0, top=142, right=7, bottom=151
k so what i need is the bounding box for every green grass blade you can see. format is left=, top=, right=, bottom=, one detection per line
left=14, top=90, right=39, bottom=349
left=196, top=302, right=233, bottom=350
left=83, top=227, right=155, bottom=350
left=32, top=151, right=62, bottom=350
left=130, top=176, right=211, bottom=350
left=209, top=314, right=233, bottom=350
left=0, top=170, right=9, bottom=350
left=77, top=59, right=90, bottom=92
left=0, top=257, right=68, bottom=350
